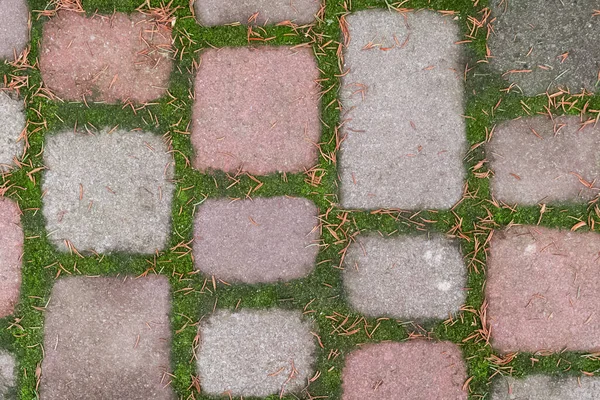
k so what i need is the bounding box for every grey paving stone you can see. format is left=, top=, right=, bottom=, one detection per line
left=193, top=196, right=319, bottom=283
left=0, top=91, right=26, bottom=172
left=0, top=0, right=29, bottom=60
left=194, top=0, right=321, bottom=26
left=0, top=350, right=16, bottom=400
left=492, top=375, right=600, bottom=400
left=0, top=197, right=23, bottom=319
left=343, top=235, right=466, bottom=319
left=197, top=309, right=316, bottom=397
left=40, top=276, right=174, bottom=400
left=489, top=115, right=600, bottom=205
left=489, top=0, right=600, bottom=95
left=42, top=129, right=174, bottom=254
left=339, top=10, right=467, bottom=210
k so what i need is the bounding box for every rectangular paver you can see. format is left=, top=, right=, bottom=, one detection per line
left=42, top=129, right=174, bottom=254
left=0, top=350, right=16, bottom=400
left=343, top=235, right=466, bottom=319
left=339, top=10, right=467, bottom=209
left=492, top=376, right=600, bottom=400
left=0, top=91, right=25, bottom=172
left=193, top=197, right=319, bottom=283
left=197, top=309, right=316, bottom=397
left=40, top=276, right=174, bottom=400
left=342, top=341, right=467, bottom=400
left=195, top=0, right=321, bottom=26
left=487, top=226, right=600, bottom=353
left=488, top=116, right=600, bottom=205
left=191, top=47, right=320, bottom=175
left=0, top=0, right=29, bottom=60
left=0, top=198, right=23, bottom=319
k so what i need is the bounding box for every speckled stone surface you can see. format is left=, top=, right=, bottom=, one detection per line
left=0, top=350, right=16, bottom=399
left=40, top=10, right=172, bottom=103
left=489, top=116, right=600, bottom=205
left=339, top=10, right=467, bottom=209
left=194, top=0, right=320, bottom=26
left=42, top=129, right=174, bottom=254
left=489, top=0, right=600, bottom=95
left=40, top=276, right=174, bottom=400
left=193, top=197, right=319, bottom=283
left=492, top=375, right=600, bottom=400
left=191, top=47, right=320, bottom=175
left=342, top=341, right=467, bottom=400
left=0, top=197, right=23, bottom=319
left=197, top=309, right=316, bottom=397
left=0, top=91, right=26, bottom=172
left=343, top=235, right=466, bottom=319
left=0, top=0, right=29, bottom=60
left=487, top=226, right=600, bottom=353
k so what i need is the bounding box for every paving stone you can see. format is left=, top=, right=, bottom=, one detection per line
left=40, top=11, right=172, bottom=103
left=40, top=276, right=174, bottom=400
left=195, top=0, right=320, bottom=26
left=487, top=226, right=600, bottom=353
left=0, top=197, right=23, bottom=319
left=197, top=309, right=316, bottom=397
left=193, top=196, right=319, bottom=283
left=191, top=47, right=320, bottom=175
left=0, top=0, right=29, bottom=60
left=0, top=91, right=26, bottom=172
left=342, top=341, right=467, bottom=400
left=339, top=10, right=467, bottom=210
left=343, top=235, right=466, bottom=319
left=42, top=129, right=174, bottom=254
left=489, top=0, right=600, bottom=95
left=492, top=375, right=600, bottom=400
left=0, top=350, right=16, bottom=399
left=489, top=116, right=600, bottom=205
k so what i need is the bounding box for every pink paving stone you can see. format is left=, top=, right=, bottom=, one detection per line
left=487, top=225, right=600, bottom=353
left=40, top=11, right=172, bottom=104
left=191, top=47, right=320, bottom=175
left=0, top=0, right=29, bottom=60
left=0, top=197, right=23, bottom=319
left=342, top=341, right=467, bottom=400
left=194, top=0, right=321, bottom=26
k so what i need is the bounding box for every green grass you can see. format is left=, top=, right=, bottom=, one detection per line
left=2, top=0, right=600, bottom=399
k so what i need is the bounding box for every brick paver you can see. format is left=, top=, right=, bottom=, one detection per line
left=339, top=10, right=467, bottom=209
left=342, top=341, right=467, bottom=400
left=40, top=11, right=172, bottom=103
left=489, top=116, right=600, bottom=205
left=195, top=0, right=321, bottom=26
left=343, top=235, right=466, bottom=319
left=197, top=309, right=316, bottom=397
left=0, top=350, right=16, bottom=399
left=492, top=376, right=600, bottom=399
left=0, top=197, right=23, bottom=319
left=191, top=47, right=320, bottom=175
left=0, top=0, right=28, bottom=60
left=40, top=276, right=174, bottom=400
left=487, top=226, right=600, bottom=353
left=489, top=0, right=600, bottom=95
left=193, top=197, right=319, bottom=283
left=0, top=91, right=25, bottom=172
left=42, top=129, right=174, bottom=254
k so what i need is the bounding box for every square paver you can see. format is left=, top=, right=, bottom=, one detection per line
left=0, top=350, right=16, bottom=399
left=492, top=375, right=600, bottom=400
left=40, top=276, right=174, bottom=400
left=342, top=341, right=467, bottom=400
left=0, top=91, right=26, bottom=172
left=489, top=116, right=600, bottom=205
left=42, top=129, right=174, bottom=254
left=0, top=0, right=29, bottom=60
left=193, top=197, right=319, bottom=283
left=197, top=309, right=316, bottom=397
left=191, top=47, right=320, bottom=175
left=487, top=226, right=600, bottom=353
left=0, top=197, right=23, bottom=319
left=195, top=0, right=321, bottom=26
left=489, top=0, right=600, bottom=95
left=40, top=11, right=172, bottom=103
left=343, top=235, right=466, bottom=319
left=339, top=10, right=467, bottom=209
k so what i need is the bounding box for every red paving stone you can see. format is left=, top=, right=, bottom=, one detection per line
left=0, top=197, right=23, bottom=319
left=487, top=226, right=600, bottom=353
left=342, top=341, right=467, bottom=400
left=40, top=11, right=172, bottom=104
left=191, top=47, right=320, bottom=175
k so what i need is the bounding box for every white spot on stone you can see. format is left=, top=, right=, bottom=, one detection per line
left=524, top=243, right=536, bottom=255
left=437, top=281, right=453, bottom=291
